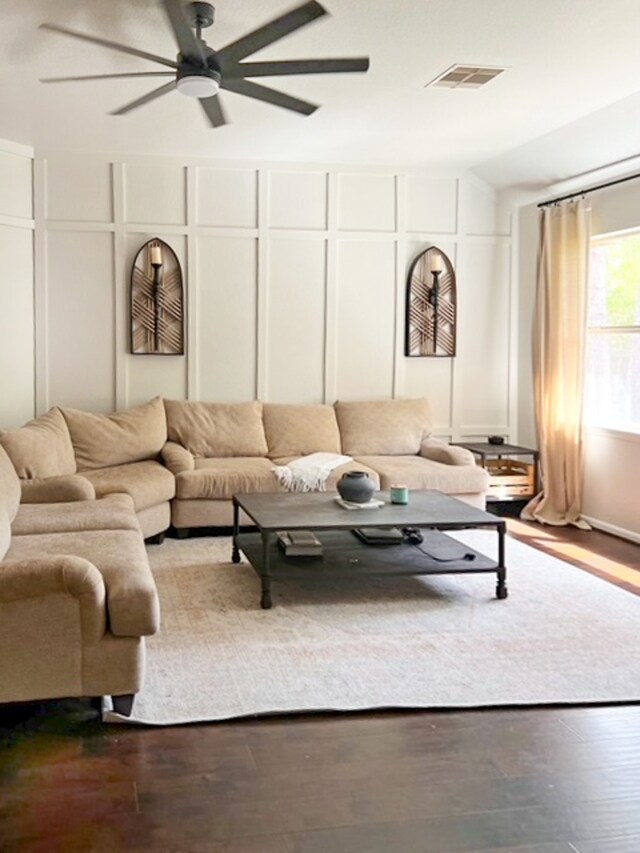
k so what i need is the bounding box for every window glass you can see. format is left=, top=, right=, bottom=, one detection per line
left=585, top=234, right=640, bottom=432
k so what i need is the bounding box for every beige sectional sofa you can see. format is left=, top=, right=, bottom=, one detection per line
left=163, top=397, right=489, bottom=530
left=0, top=394, right=487, bottom=711
left=0, top=445, right=158, bottom=715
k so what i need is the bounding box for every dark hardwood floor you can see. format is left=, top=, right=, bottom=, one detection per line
left=1, top=523, right=639, bottom=853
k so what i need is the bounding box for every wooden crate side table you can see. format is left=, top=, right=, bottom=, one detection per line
left=451, top=442, right=540, bottom=515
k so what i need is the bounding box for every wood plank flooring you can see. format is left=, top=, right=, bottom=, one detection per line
left=1, top=523, right=639, bottom=852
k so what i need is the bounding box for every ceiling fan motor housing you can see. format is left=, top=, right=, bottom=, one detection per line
left=177, top=47, right=222, bottom=98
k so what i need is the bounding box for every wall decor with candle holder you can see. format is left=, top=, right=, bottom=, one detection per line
left=130, top=238, right=185, bottom=355
left=405, top=246, right=456, bottom=358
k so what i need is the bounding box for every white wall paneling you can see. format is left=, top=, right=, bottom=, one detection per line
left=46, top=157, right=112, bottom=223
left=196, top=236, right=258, bottom=402
left=196, top=168, right=257, bottom=228
left=337, top=173, right=397, bottom=232
left=0, top=141, right=35, bottom=428
left=28, top=155, right=513, bottom=443
left=45, top=230, right=115, bottom=412
left=269, top=171, right=328, bottom=231
left=266, top=238, right=326, bottom=403
left=456, top=240, right=511, bottom=431
left=335, top=240, right=396, bottom=401
left=406, top=177, right=458, bottom=234
left=124, top=162, right=186, bottom=226
left=0, top=226, right=34, bottom=427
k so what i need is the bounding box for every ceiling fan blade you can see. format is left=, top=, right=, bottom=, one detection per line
left=159, top=0, right=207, bottom=65
left=226, top=57, right=370, bottom=78
left=41, top=72, right=175, bottom=83
left=199, top=95, right=227, bottom=128
left=110, top=81, right=176, bottom=115
left=39, top=23, right=178, bottom=69
left=221, top=78, right=318, bottom=115
left=218, top=1, right=327, bottom=65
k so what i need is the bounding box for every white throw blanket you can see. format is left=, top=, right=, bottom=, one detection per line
left=272, top=452, right=352, bottom=493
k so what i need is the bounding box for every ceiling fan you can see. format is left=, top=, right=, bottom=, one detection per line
left=39, top=0, right=370, bottom=128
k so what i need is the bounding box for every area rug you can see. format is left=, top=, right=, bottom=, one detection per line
left=104, top=532, right=640, bottom=725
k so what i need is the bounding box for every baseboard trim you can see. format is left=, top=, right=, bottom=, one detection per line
left=582, top=515, right=640, bottom=545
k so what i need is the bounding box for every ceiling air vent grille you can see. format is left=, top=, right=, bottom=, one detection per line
left=427, top=65, right=505, bottom=89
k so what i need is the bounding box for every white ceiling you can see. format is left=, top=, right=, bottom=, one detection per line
left=1, top=0, right=640, bottom=184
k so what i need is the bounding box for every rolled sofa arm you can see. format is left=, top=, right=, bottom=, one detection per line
left=420, top=437, right=475, bottom=466
left=0, top=555, right=106, bottom=645
left=20, top=475, right=96, bottom=504
left=161, top=441, right=195, bottom=475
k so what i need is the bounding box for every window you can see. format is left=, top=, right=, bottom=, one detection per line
left=585, top=233, right=640, bottom=433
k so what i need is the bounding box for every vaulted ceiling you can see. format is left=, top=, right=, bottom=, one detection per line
left=1, top=0, right=640, bottom=187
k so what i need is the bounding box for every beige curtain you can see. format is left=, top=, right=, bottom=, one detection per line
left=522, top=198, right=591, bottom=527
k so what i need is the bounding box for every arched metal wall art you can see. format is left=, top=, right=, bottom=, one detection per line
left=405, top=246, right=457, bottom=357
left=130, top=238, right=184, bottom=355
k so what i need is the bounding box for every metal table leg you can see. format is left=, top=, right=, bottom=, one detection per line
left=496, top=521, right=508, bottom=599
left=260, top=530, right=272, bottom=609
left=232, top=498, right=241, bottom=564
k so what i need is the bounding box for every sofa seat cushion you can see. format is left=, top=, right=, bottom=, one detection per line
left=263, top=404, right=341, bottom=457
left=81, top=461, right=175, bottom=511
left=12, top=494, right=140, bottom=537
left=176, top=458, right=283, bottom=500
left=0, top=408, right=76, bottom=479
left=355, top=455, right=489, bottom=495
left=62, top=397, right=167, bottom=471
left=271, top=458, right=381, bottom=491
left=6, top=529, right=159, bottom=637
left=335, top=398, right=433, bottom=456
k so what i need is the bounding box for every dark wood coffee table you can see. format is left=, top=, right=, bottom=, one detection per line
left=232, top=490, right=507, bottom=609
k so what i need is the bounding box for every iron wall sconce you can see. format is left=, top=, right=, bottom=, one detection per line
left=130, top=238, right=185, bottom=355
left=405, top=245, right=457, bottom=357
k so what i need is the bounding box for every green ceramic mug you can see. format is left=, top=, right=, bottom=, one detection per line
left=390, top=484, right=409, bottom=505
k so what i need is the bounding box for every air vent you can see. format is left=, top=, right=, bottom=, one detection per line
left=427, top=65, right=505, bottom=90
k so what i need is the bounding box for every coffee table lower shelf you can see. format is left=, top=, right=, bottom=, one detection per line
left=235, top=530, right=506, bottom=609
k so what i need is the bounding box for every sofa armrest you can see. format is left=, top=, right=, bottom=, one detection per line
left=0, top=555, right=106, bottom=645
left=420, top=437, right=475, bottom=467
left=20, top=475, right=96, bottom=504
left=161, top=441, right=195, bottom=475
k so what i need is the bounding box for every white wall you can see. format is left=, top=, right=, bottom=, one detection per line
left=515, top=181, right=640, bottom=541
left=27, top=154, right=514, bottom=444
left=0, top=140, right=35, bottom=428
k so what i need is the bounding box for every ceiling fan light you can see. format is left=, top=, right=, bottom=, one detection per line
left=176, top=73, right=220, bottom=98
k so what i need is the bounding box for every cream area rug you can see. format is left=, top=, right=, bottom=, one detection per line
left=104, top=532, right=640, bottom=725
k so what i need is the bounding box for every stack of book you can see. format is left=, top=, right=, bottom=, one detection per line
left=277, top=530, right=323, bottom=557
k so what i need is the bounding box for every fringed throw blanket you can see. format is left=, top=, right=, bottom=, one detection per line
left=273, top=452, right=352, bottom=493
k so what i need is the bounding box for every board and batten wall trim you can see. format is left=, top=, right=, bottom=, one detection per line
left=32, top=154, right=514, bottom=443
left=0, top=140, right=36, bottom=429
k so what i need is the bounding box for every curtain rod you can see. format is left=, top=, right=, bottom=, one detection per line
left=538, top=169, right=640, bottom=208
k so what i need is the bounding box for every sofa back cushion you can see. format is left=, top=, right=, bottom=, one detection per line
left=263, top=404, right=341, bottom=458
left=165, top=400, right=268, bottom=458
left=62, top=397, right=167, bottom=471
left=335, top=398, right=433, bottom=456
left=0, top=446, right=21, bottom=560
left=0, top=408, right=76, bottom=479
